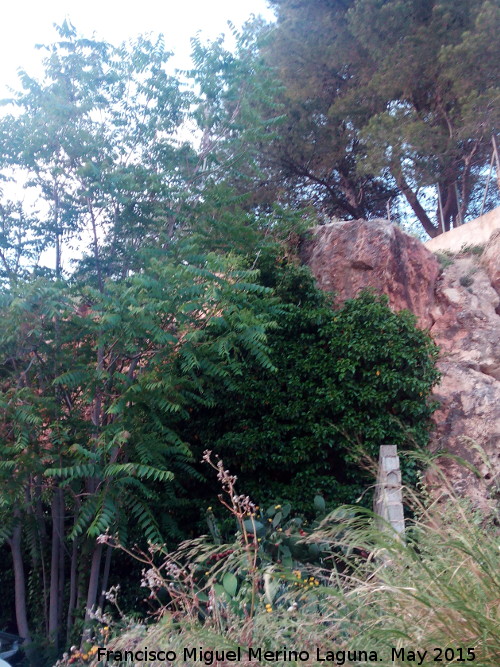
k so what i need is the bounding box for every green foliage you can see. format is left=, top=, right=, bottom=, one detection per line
left=180, top=261, right=440, bottom=511
left=0, top=253, right=281, bottom=539
left=265, top=0, right=500, bottom=236
left=0, top=22, right=195, bottom=282
left=435, top=251, right=455, bottom=269
left=187, top=20, right=291, bottom=212
left=0, top=17, right=448, bottom=658
left=0, top=247, right=283, bottom=650
left=206, top=499, right=330, bottom=573
left=460, top=244, right=485, bottom=255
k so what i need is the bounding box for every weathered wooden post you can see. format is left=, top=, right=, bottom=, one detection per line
left=373, top=445, right=405, bottom=536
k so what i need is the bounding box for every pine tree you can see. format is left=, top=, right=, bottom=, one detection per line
left=265, top=0, right=500, bottom=235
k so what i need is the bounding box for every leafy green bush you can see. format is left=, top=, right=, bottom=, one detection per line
left=180, top=261, right=440, bottom=512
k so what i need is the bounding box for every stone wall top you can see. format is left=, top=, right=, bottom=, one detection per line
left=425, top=207, right=500, bottom=254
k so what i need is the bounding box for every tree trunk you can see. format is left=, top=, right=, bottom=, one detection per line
left=48, top=488, right=64, bottom=643
left=394, top=171, right=440, bottom=238
left=84, top=542, right=103, bottom=623
left=440, top=182, right=458, bottom=231
left=8, top=521, right=31, bottom=642
left=98, top=545, right=113, bottom=612
left=57, top=493, right=65, bottom=636
left=66, top=537, right=79, bottom=642
left=75, top=540, right=90, bottom=624
left=33, top=477, right=49, bottom=634
left=87, top=198, right=104, bottom=292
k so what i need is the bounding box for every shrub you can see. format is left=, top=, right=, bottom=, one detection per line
left=460, top=244, right=485, bottom=256
left=459, top=274, right=474, bottom=287
left=435, top=252, right=454, bottom=269
left=179, top=262, right=440, bottom=512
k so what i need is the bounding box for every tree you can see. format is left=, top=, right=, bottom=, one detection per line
left=265, top=0, right=500, bottom=235
left=0, top=21, right=195, bottom=282
left=0, top=23, right=288, bottom=654
left=186, top=17, right=396, bottom=221
left=0, top=252, right=281, bottom=649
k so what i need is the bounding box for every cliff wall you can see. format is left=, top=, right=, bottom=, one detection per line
left=301, top=220, right=500, bottom=511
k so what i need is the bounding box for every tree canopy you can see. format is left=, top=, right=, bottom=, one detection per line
left=264, top=0, right=500, bottom=236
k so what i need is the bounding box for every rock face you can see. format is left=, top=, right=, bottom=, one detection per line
left=302, top=219, right=500, bottom=512
left=300, top=219, right=440, bottom=329
left=481, top=229, right=500, bottom=295
left=428, top=249, right=500, bottom=511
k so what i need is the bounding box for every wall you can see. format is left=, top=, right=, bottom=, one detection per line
left=425, top=207, right=500, bottom=254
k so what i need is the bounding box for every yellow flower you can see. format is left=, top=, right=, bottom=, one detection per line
left=274, top=505, right=281, bottom=509
left=207, top=506, right=213, bottom=511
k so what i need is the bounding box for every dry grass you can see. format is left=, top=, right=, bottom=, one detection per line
left=57, top=465, right=499, bottom=667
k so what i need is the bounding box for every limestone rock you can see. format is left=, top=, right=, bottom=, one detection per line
left=481, top=229, right=500, bottom=295
left=302, top=218, right=500, bottom=511
left=429, top=252, right=500, bottom=512
left=301, top=219, right=440, bottom=329
left=427, top=361, right=500, bottom=512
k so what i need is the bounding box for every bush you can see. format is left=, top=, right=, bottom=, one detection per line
left=180, top=262, right=440, bottom=512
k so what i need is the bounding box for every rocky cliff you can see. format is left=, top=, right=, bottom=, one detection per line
left=301, top=219, right=500, bottom=512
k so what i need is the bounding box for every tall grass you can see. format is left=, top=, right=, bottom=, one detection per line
left=58, top=465, right=499, bottom=667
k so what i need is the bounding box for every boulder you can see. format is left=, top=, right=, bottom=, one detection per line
left=301, top=219, right=440, bottom=329
left=481, top=229, right=500, bottom=296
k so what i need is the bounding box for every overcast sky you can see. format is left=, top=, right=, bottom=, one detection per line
left=0, top=0, right=275, bottom=95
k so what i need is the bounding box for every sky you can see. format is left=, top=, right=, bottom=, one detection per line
left=0, top=0, right=276, bottom=96
left=0, top=1, right=276, bottom=271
